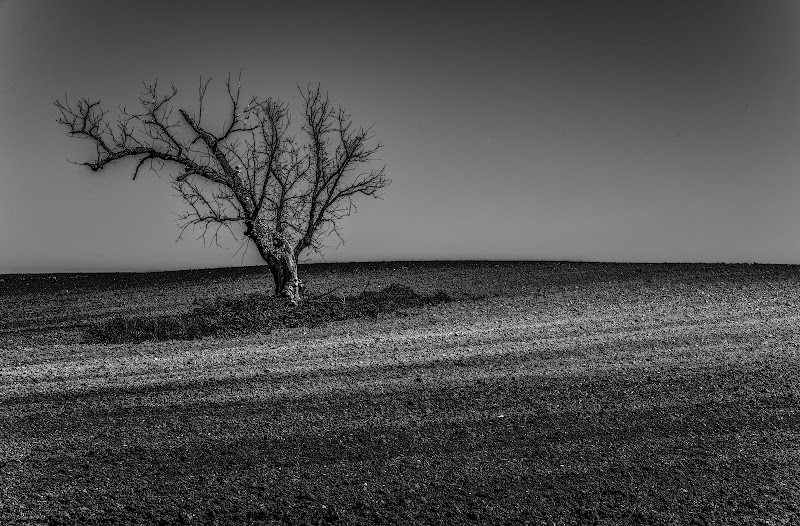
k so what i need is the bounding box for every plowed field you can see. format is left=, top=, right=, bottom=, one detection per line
left=1, top=261, right=799, bottom=525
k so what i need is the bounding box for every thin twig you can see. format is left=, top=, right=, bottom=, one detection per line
left=305, top=282, right=346, bottom=301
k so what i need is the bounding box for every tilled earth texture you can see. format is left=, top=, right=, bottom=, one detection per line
left=1, top=261, right=799, bottom=525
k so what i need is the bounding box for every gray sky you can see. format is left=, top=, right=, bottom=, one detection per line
left=1, top=0, right=799, bottom=273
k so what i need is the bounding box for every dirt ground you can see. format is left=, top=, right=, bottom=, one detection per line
left=1, top=261, right=799, bottom=525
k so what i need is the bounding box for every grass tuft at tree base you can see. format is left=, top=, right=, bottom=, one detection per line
left=83, top=283, right=451, bottom=344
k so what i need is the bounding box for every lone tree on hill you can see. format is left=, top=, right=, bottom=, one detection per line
left=55, top=73, right=389, bottom=304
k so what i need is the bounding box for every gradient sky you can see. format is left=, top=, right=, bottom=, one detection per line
left=1, top=0, right=799, bottom=273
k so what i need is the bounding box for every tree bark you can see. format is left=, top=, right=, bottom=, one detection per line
left=269, top=239, right=302, bottom=305
left=246, top=220, right=303, bottom=304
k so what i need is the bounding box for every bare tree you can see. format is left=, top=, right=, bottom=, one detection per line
left=55, top=73, right=389, bottom=304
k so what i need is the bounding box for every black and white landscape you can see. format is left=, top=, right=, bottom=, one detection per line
left=2, top=1, right=800, bottom=524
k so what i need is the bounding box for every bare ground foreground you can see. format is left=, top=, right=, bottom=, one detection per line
left=1, top=261, right=799, bottom=525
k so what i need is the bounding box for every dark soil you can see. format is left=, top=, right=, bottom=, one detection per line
left=1, top=261, right=799, bottom=525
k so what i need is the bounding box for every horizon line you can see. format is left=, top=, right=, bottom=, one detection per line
left=2, top=259, right=799, bottom=277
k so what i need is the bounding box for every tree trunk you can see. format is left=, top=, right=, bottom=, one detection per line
left=247, top=220, right=303, bottom=304
left=268, top=240, right=303, bottom=305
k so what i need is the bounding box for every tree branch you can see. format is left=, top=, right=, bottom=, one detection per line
left=56, top=75, right=390, bottom=270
